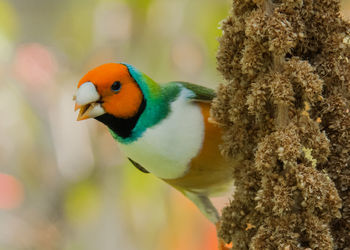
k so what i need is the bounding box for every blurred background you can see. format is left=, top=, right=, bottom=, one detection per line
left=0, top=1, right=349, bottom=250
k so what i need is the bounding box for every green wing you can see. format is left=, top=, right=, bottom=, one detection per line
left=171, top=81, right=216, bottom=102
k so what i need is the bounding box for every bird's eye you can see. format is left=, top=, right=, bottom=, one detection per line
left=111, top=81, right=121, bottom=92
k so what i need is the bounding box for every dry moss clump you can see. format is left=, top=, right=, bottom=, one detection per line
left=211, top=0, right=350, bottom=249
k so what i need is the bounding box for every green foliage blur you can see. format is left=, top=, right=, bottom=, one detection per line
left=0, top=1, right=349, bottom=250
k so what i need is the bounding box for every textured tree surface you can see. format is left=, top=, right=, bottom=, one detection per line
left=211, top=0, right=350, bottom=249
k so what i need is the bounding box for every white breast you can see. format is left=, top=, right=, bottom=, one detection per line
left=118, top=89, right=204, bottom=179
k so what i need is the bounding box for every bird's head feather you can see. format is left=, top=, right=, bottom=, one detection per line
left=74, top=63, right=144, bottom=121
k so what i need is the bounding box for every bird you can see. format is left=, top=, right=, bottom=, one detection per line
left=74, top=63, right=238, bottom=249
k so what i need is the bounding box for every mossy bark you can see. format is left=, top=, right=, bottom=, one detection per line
left=211, top=0, right=350, bottom=249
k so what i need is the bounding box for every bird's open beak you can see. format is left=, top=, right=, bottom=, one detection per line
left=74, top=82, right=106, bottom=121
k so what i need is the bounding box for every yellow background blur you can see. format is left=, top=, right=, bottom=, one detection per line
left=0, top=1, right=349, bottom=250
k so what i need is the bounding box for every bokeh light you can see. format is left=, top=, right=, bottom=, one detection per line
left=13, top=43, right=57, bottom=87
left=0, top=174, right=23, bottom=210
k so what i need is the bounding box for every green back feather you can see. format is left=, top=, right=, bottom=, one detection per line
left=171, top=81, right=216, bottom=102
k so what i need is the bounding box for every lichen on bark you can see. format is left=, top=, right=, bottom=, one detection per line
left=212, top=0, right=350, bottom=249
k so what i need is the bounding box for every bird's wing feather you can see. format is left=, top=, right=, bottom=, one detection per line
left=128, top=157, right=150, bottom=173
left=171, top=81, right=216, bottom=103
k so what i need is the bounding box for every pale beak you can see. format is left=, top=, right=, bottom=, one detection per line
left=74, top=82, right=106, bottom=121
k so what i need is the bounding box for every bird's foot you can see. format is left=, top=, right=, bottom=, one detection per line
left=216, top=222, right=232, bottom=250
left=218, top=238, right=232, bottom=250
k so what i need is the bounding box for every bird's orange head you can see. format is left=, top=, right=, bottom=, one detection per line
left=74, top=63, right=144, bottom=121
